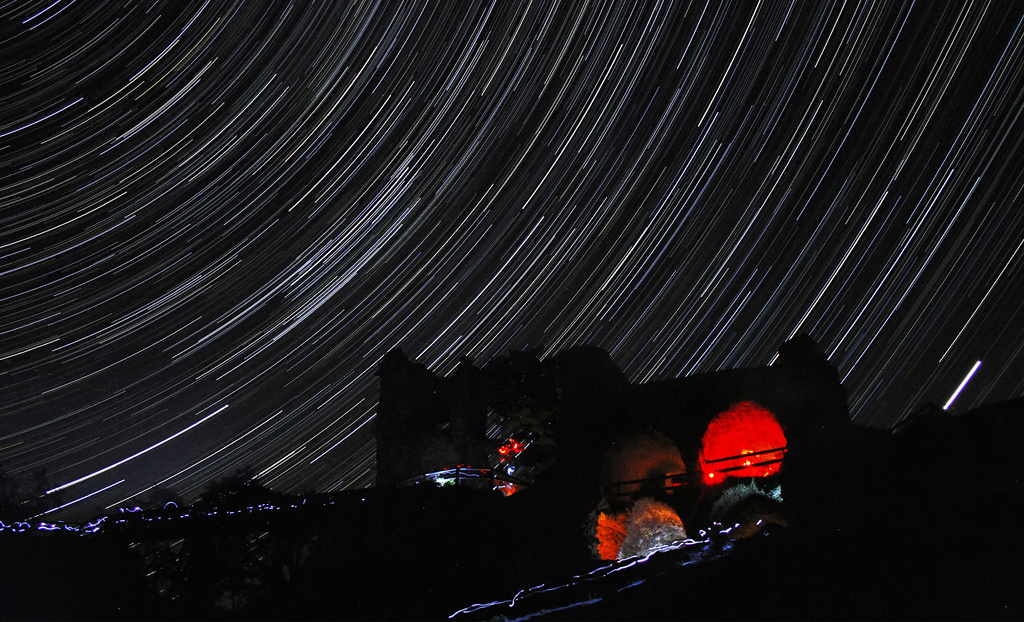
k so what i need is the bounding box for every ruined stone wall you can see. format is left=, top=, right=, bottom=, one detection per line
left=376, top=337, right=852, bottom=500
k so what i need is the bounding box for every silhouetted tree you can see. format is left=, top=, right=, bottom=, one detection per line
left=27, top=467, right=60, bottom=517
left=0, top=463, right=26, bottom=520
left=196, top=465, right=276, bottom=509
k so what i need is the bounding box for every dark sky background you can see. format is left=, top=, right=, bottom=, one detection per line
left=2, top=0, right=1023, bottom=519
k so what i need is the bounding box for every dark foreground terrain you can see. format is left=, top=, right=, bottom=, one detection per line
left=3, top=396, right=1023, bottom=621
left=2, top=485, right=1022, bottom=621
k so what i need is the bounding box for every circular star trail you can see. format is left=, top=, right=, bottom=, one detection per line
left=2, top=0, right=1023, bottom=518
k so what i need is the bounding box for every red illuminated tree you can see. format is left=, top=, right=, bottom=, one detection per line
left=699, top=401, right=787, bottom=483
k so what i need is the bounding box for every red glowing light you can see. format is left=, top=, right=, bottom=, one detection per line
left=699, top=401, right=786, bottom=483
left=498, top=438, right=524, bottom=456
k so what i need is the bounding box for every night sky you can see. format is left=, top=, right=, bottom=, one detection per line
left=2, top=1, right=1023, bottom=519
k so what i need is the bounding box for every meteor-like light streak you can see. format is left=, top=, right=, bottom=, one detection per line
left=943, top=361, right=982, bottom=410
left=45, top=405, right=228, bottom=495
left=34, top=479, right=125, bottom=518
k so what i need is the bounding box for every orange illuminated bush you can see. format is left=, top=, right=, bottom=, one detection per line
left=699, top=401, right=786, bottom=483
left=595, top=510, right=631, bottom=560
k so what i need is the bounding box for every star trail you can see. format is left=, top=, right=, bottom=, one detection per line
left=2, top=0, right=1023, bottom=518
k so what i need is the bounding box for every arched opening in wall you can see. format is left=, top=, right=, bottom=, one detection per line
left=699, top=401, right=787, bottom=484
left=601, top=428, right=688, bottom=503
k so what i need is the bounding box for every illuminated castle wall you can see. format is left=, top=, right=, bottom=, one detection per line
left=375, top=337, right=852, bottom=497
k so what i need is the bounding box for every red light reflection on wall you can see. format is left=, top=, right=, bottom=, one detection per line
left=699, top=401, right=786, bottom=483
